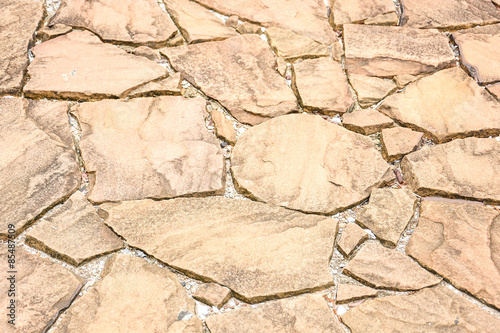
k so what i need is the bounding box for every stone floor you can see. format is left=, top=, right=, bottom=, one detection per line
left=1, top=0, right=500, bottom=332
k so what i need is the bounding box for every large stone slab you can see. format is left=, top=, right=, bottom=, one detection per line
left=24, top=30, right=167, bottom=100
left=231, top=114, right=392, bottom=214
left=265, top=27, right=329, bottom=62
left=329, top=0, right=398, bottom=28
left=100, top=197, right=337, bottom=303
left=75, top=96, right=224, bottom=203
left=407, top=198, right=500, bottom=309
left=401, top=138, right=500, bottom=204
left=378, top=67, right=500, bottom=142
left=162, top=35, right=297, bottom=125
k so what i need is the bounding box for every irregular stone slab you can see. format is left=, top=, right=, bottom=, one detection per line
left=211, top=108, right=237, bottom=144
left=128, top=72, right=182, bottom=97
left=26, top=191, right=123, bottom=266
left=394, top=74, right=420, bottom=88
left=0, top=0, right=43, bottom=94
left=344, top=242, right=441, bottom=290
left=162, top=35, right=297, bottom=125
left=293, top=57, right=353, bottom=114
left=169, top=318, right=204, bottom=333
left=0, top=245, right=84, bottom=333
left=407, top=199, right=500, bottom=309
left=236, top=21, right=261, bottom=34
left=348, top=74, right=397, bottom=107
left=0, top=98, right=80, bottom=238
left=193, top=284, right=232, bottom=308
left=75, top=96, right=224, bottom=203
left=402, top=0, right=500, bottom=30
left=364, top=12, right=399, bottom=25
left=231, top=114, right=393, bottom=214
left=344, top=24, right=455, bottom=78
left=25, top=100, right=73, bottom=147
left=265, top=27, right=329, bottom=62
left=50, top=0, right=178, bottom=46
left=206, top=294, right=344, bottom=332
left=488, top=83, right=500, bottom=99
left=343, top=109, right=394, bottom=135
left=132, top=46, right=161, bottom=61
left=336, top=283, right=377, bottom=304
left=401, top=138, right=500, bottom=203
left=379, top=67, right=500, bottom=142
left=38, top=24, right=72, bottom=42
left=381, top=127, right=423, bottom=162
left=329, top=0, right=398, bottom=28
left=338, top=223, right=368, bottom=257
left=51, top=254, right=200, bottom=332
left=101, top=197, right=337, bottom=303
left=24, top=31, right=167, bottom=100
left=342, top=285, right=500, bottom=333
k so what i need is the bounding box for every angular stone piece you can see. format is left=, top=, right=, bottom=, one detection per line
left=50, top=0, right=178, bottom=46
left=379, top=67, right=500, bottom=142
left=38, top=24, right=72, bottom=42
left=407, top=199, right=500, bottom=309
left=329, top=0, right=397, bottom=28
left=381, top=127, right=423, bottom=162
left=393, top=74, right=419, bottom=88
left=51, top=254, right=200, bottom=332
left=169, top=318, right=204, bottom=333
left=211, top=108, right=237, bottom=144
left=364, top=12, right=399, bottom=25
left=356, top=188, right=417, bottom=248
left=349, top=74, right=397, bottom=107
left=25, top=100, right=73, bottom=147
left=276, top=57, right=287, bottom=76
left=167, top=32, right=185, bottom=47
left=293, top=57, right=353, bottom=114
left=336, top=283, right=377, bottom=304
left=332, top=39, right=344, bottom=62
left=193, top=284, right=232, bottom=308
left=488, top=83, right=500, bottom=99
left=101, top=197, right=337, bottom=303
left=236, top=22, right=261, bottom=34
left=344, top=25, right=455, bottom=78
left=226, top=15, right=239, bottom=28
left=342, top=285, right=500, bottom=333
left=206, top=294, right=344, bottom=332
left=24, top=31, right=167, bottom=100
left=128, top=72, right=182, bottom=97
left=0, top=0, right=43, bottom=94
left=161, top=35, right=297, bottom=125
left=344, top=242, right=441, bottom=290
left=132, top=46, right=160, bottom=61
left=75, top=96, right=224, bottom=203
left=338, top=223, right=368, bottom=257
left=265, top=27, right=329, bottom=62
left=343, top=109, right=393, bottom=135
left=231, top=114, right=392, bottom=214
left=401, top=138, right=500, bottom=203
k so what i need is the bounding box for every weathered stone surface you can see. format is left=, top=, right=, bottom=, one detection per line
left=348, top=74, right=397, bottom=107
left=364, top=12, right=399, bottom=25
left=26, top=191, right=123, bottom=266
left=132, top=46, right=160, bottom=61
left=51, top=254, right=200, bottom=332
left=101, top=197, right=337, bottom=303
left=342, top=285, right=500, bottom=333
left=344, top=24, right=455, bottom=78
left=0, top=98, right=80, bottom=238
left=168, top=318, right=204, bottom=333
left=293, top=57, right=353, bottom=114
left=329, top=0, right=397, bottom=28
left=167, top=32, right=186, bottom=47
left=38, top=24, right=72, bottom=42
left=488, top=83, right=500, bottom=99
left=0, top=0, right=43, bottom=94
left=381, top=127, right=423, bottom=162
left=393, top=74, right=419, bottom=87
left=357, top=189, right=417, bottom=248
left=336, top=283, right=377, bottom=304
left=401, top=138, right=500, bottom=203
left=231, top=114, right=393, bottom=214
left=75, top=96, right=224, bottom=203
left=206, top=294, right=344, bottom=332
left=50, top=0, right=178, bottom=46
left=128, top=72, right=182, bottom=97
left=0, top=245, right=84, bottom=333
left=236, top=22, right=261, bottom=34
left=265, top=27, right=329, bottom=62
left=276, top=57, right=287, bottom=76
left=24, top=31, right=167, bottom=100
left=225, top=15, right=239, bottom=28
left=165, top=0, right=237, bottom=44
left=162, top=35, right=297, bottom=125
left=379, top=67, right=500, bottom=142
left=407, top=199, right=500, bottom=309
left=338, top=223, right=368, bottom=257
left=344, top=242, right=441, bottom=290
left=332, top=39, right=344, bottom=62
left=343, top=109, right=394, bottom=135
left=193, top=284, right=232, bottom=308
left=211, top=108, right=237, bottom=144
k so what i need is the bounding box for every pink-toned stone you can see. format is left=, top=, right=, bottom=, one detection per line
left=211, top=108, right=237, bottom=144
left=349, top=74, right=397, bottom=107
left=265, top=27, right=329, bottom=62
left=343, top=109, right=394, bottom=135
left=381, top=127, right=423, bottom=162
left=329, top=0, right=398, bottom=28
left=128, top=72, right=182, bottom=97
left=336, top=283, right=377, bottom=304
left=488, top=83, right=500, bottom=99
left=338, top=223, right=368, bottom=257
left=38, top=24, right=72, bottom=42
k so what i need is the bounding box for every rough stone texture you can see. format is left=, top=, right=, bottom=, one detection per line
left=161, top=35, right=297, bottom=125
left=0, top=98, right=80, bottom=238
left=332, top=40, right=344, bottom=62
left=407, top=198, right=500, bottom=309
left=193, top=284, right=232, bottom=308
left=128, top=72, right=182, bottom=97
left=0, top=0, right=43, bottom=94
left=381, top=127, right=423, bottom=162
left=348, top=74, right=397, bottom=107
left=75, top=96, right=224, bottom=203
left=132, top=46, right=160, bottom=61
left=205, top=294, right=344, bottom=332
left=488, top=83, right=500, bottom=99
left=165, top=0, right=237, bottom=44
left=401, top=138, right=500, bottom=204
left=24, top=30, right=167, bottom=100
left=168, top=318, right=204, bottom=333
left=51, top=254, right=201, bottom=332
left=101, top=197, right=337, bottom=303
left=344, top=24, right=455, bottom=78
left=364, top=12, right=399, bottom=25
left=293, top=57, right=354, bottom=114
left=394, top=74, right=419, bottom=87
left=211, top=108, right=237, bottom=144
left=338, top=223, right=368, bottom=257
left=379, top=67, right=500, bottom=142
left=226, top=15, right=239, bottom=28
left=167, top=32, right=186, bottom=47
left=342, top=109, right=394, bottom=135
left=50, top=0, right=178, bottom=46
left=342, top=285, right=500, bottom=333
left=336, top=284, right=377, bottom=304
left=329, top=0, right=398, bottom=28
left=356, top=188, right=417, bottom=248
left=236, top=22, right=261, bottom=34
left=38, top=24, right=72, bottom=42
left=25, top=191, right=123, bottom=266
left=231, top=114, right=393, bottom=214
left=344, top=242, right=441, bottom=290
left=265, top=27, right=329, bottom=62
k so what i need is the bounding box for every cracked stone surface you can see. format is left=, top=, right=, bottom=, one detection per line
left=193, top=283, right=232, bottom=308
left=336, top=283, right=377, bottom=304
left=381, top=127, right=423, bottom=162
left=38, top=24, right=72, bottom=42
left=348, top=74, right=397, bottom=108
left=488, top=83, right=500, bottom=99
left=342, top=109, right=394, bottom=135
left=338, top=223, right=369, bottom=257
left=128, top=72, right=182, bottom=98
left=329, top=0, right=398, bottom=29
left=265, top=27, right=329, bottom=62
left=211, top=108, right=237, bottom=144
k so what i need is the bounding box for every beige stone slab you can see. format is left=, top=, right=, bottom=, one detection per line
left=488, top=83, right=500, bottom=99
left=193, top=283, right=232, bottom=308
left=343, top=109, right=394, bottom=135
left=381, top=127, right=423, bottom=162
left=338, top=223, right=368, bottom=257
left=128, top=72, right=182, bottom=97
left=38, top=24, right=72, bottom=42
left=211, top=108, right=237, bottom=144
left=329, top=0, right=397, bottom=28
left=265, top=27, right=329, bottom=62
left=348, top=74, right=397, bottom=107
left=336, top=283, right=377, bottom=304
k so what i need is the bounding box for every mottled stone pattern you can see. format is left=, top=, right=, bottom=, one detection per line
left=329, top=0, right=397, bottom=28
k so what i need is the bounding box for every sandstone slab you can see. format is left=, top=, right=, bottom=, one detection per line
left=329, top=0, right=397, bottom=28
left=336, top=283, right=377, bottom=304
left=38, top=24, right=72, bottom=42
left=211, top=108, right=237, bottom=144
left=236, top=22, right=261, bottom=34
left=101, top=197, right=337, bottom=303
left=75, top=96, right=224, bottom=203
left=231, top=114, right=393, bottom=214
left=348, top=74, right=397, bottom=107
left=488, top=83, right=500, bottom=99
left=343, top=109, right=394, bottom=135
left=381, top=127, right=423, bottom=162
left=128, top=72, right=182, bottom=97
left=161, top=35, right=297, bottom=125
left=132, top=46, right=160, bottom=61
left=338, top=223, right=368, bottom=257
left=265, top=27, right=329, bottom=62
left=193, top=284, right=232, bottom=308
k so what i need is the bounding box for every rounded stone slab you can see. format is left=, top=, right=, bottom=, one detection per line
left=100, top=197, right=337, bottom=303
left=401, top=138, right=500, bottom=204
left=231, top=114, right=392, bottom=214
left=407, top=198, right=500, bottom=309
left=329, top=0, right=398, bottom=29
left=75, top=96, right=224, bottom=203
